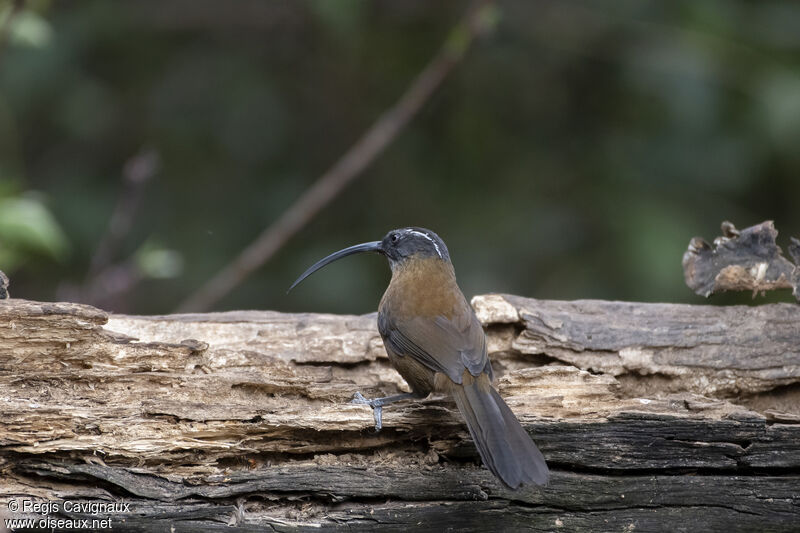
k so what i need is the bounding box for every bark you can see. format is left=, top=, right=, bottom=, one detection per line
left=0, top=271, right=8, bottom=300
left=683, top=220, right=800, bottom=301
left=1, top=295, right=798, bottom=532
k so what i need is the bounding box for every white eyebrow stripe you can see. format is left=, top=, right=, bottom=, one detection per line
left=406, top=229, right=442, bottom=258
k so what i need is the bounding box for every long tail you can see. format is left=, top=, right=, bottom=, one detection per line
left=447, top=373, right=549, bottom=489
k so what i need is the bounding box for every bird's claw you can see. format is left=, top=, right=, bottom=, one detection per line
left=350, top=391, right=370, bottom=405
left=350, top=392, right=383, bottom=432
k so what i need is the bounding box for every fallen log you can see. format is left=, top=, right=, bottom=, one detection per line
left=1, top=295, right=798, bottom=531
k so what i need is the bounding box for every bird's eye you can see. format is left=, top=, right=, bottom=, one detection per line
left=390, top=233, right=399, bottom=243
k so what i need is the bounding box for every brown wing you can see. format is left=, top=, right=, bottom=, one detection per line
left=378, top=297, right=492, bottom=385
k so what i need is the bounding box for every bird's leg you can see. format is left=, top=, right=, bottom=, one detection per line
left=351, top=391, right=423, bottom=431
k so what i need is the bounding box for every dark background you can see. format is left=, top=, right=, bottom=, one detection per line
left=1, top=0, right=798, bottom=315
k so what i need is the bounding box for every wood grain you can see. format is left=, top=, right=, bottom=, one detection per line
left=1, top=296, right=798, bottom=531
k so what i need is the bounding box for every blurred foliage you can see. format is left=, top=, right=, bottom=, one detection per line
left=0, top=189, right=68, bottom=270
left=0, top=0, right=798, bottom=313
left=135, top=240, right=183, bottom=280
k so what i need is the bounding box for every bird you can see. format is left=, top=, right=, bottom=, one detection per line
left=289, top=227, right=549, bottom=488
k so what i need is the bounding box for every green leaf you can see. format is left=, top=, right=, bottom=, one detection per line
left=0, top=196, right=68, bottom=263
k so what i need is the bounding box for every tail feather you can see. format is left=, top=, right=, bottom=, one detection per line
left=449, top=373, right=549, bottom=489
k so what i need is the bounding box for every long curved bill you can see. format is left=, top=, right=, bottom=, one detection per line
left=288, top=241, right=382, bottom=292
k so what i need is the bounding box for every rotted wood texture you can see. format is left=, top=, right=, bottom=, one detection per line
left=683, top=220, right=800, bottom=301
left=1, top=295, right=798, bottom=532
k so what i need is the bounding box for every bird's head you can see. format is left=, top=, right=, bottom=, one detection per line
left=379, top=227, right=450, bottom=267
left=288, top=227, right=450, bottom=291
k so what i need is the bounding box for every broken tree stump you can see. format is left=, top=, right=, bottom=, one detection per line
left=1, top=295, right=798, bottom=532
left=683, top=220, right=800, bottom=301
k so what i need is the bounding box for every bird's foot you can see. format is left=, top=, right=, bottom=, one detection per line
left=350, top=392, right=384, bottom=431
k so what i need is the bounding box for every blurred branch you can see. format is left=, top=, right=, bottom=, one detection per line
left=87, top=148, right=160, bottom=278
left=82, top=260, right=143, bottom=309
left=58, top=148, right=160, bottom=310
left=176, top=1, right=499, bottom=313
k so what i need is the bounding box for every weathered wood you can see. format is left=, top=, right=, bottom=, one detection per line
left=476, top=294, right=800, bottom=397
left=682, top=220, right=800, bottom=301
left=8, top=466, right=799, bottom=532
left=1, top=296, right=798, bottom=531
left=0, top=271, right=8, bottom=300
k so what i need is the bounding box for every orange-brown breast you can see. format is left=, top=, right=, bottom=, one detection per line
left=379, top=256, right=464, bottom=320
